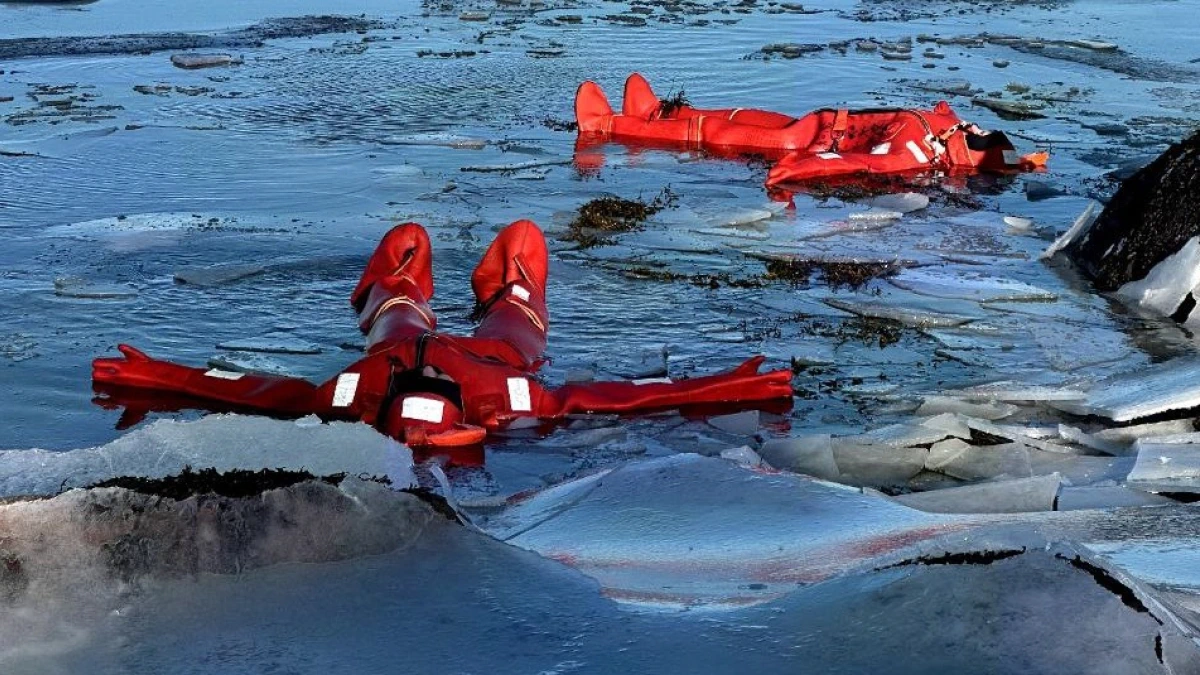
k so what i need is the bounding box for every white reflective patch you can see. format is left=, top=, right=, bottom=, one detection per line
left=1003, top=149, right=1019, bottom=165
left=870, top=142, right=891, bottom=155
left=632, top=377, right=673, bottom=385
left=401, top=396, right=445, bottom=423
left=511, top=285, right=531, bottom=302
left=507, top=377, right=532, bottom=412
left=817, top=152, right=841, bottom=160
left=204, top=369, right=244, bottom=381
left=332, top=373, right=360, bottom=408
left=906, top=141, right=929, bottom=164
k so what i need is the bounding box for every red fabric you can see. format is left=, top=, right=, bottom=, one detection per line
left=576, top=73, right=1046, bottom=187
left=93, top=221, right=794, bottom=451
left=350, top=223, right=434, bottom=312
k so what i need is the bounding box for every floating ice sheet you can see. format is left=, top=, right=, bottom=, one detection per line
left=825, top=296, right=980, bottom=328
left=1041, top=201, right=1099, bottom=260
left=917, top=395, right=1018, bottom=421
left=1056, top=486, right=1174, bottom=510
left=949, top=380, right=1087, bottom=403
left=861, top=192, right=929, bottom=213
left=832, top=443, right=928, bottom=487
left=926, top=440, right=1033, bottom=481
left=52, top=276, right=137, bottom=299
left=845, top=417, right=967, bottom=447
left=1127, top=441, right=1200, bottom=493
left=758, top=434, right=840, bottom=480
left=1028, top=320, right=1133, bottom=371
left=1028, top=450, right=1134, bottom=486
left=1064, top=357, right=1200, bottom=422
left=889, top=268, right=1057, bottom=303
left=380, top=133, right=487, bottom=149
left=892, top=474, right=1061, bottom=514
left=207, top=352, right=296, bottom=376
left=216, top=334, right=322, bottom=355
left=0, top=415, right=416, bottom=498
left=707, top=410, right=760, bottom=436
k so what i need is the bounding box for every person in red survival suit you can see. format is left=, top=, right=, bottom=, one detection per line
left=92, top=220, right=794, bottom=464
left=574, top=73, right=1047, bottom=188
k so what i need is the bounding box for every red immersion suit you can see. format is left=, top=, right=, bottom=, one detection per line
left=93, top=221, right=794, bottom=459
left=574, top=73, right=1048, bottom=188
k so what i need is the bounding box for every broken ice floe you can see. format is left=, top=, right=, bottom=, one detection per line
left=206, top=352, right=296, bottom=376
left=1056, top=486, right=1173, bottom=510
left=1059, top=357, right=1200, bottom=422
left=52, top=277, right=137, bottom=299
left=216, top=334, right=322, bottom=355
left=1127, top=439, right=1200, bottom=493
left=719, top=445, right=768, bottom=469
left=947, top=380, right=1088, bottom=403
left=380, top=133, right=487, bottom=149
left=915, top=396, right=1018, bottom=421
left=758, top=435, right=841, bottom=481
left=1059, top=419, right=1197, bottom=455
left=925, top=440, right=1032, bottom=481
left=892, top=474, right=1061, bottom=514
left=1003, top=215, right=1034, bottom=233
left=847, top=208, right=903, bottom=223
left=889, top=268, right=1057, bottom=303
left=825, top=296, right=981, bottom=328
left=0, top=415, right=415, bottom=498
left=707, top=410, right=761, bottom=436
left=861, top=192, right=929, bottom=214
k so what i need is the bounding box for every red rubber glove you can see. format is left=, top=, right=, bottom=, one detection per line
left=92, top=344, right=194, bottom=392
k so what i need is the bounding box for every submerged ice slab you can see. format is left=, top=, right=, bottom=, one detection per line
left=892, top=474, right=1061, bottom=514
left=825, top=296, right=980, bottom=328
left=216, top=334, right=322, bottom=355
left=174, top=261, right=266, bottom=286
left=52, top=276, right=137, bottom=299
left=498, top=454, right=952, bottom=606
left=1057, top=486, right=1174, bottom=510
left=0, top=415, right=415, bottom=498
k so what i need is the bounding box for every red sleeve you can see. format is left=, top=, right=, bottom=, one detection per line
left=93, top=344, right=329, bottom=418
left=539, top=356, right=793, bottom=418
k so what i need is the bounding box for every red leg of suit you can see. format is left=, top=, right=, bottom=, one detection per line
left=469, top=220, right=550, bottom=370
left=353, top=223, right=438, bottom=353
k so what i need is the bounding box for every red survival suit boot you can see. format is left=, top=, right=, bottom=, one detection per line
left=352, top=222, right=438, bottom=350
left=622, top=72, right=660, bottom=119
left=470, top=219, right=551, bottom=369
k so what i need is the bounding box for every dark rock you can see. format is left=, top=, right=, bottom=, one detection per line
left=1065, top=130, right=1200, bottom=290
